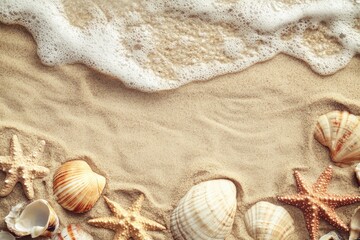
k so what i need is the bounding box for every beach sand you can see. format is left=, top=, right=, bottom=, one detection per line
left=1, top=23, right=360, bottom=239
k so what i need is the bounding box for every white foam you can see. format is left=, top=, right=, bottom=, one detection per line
left=0, top=0, right=359, bottom=91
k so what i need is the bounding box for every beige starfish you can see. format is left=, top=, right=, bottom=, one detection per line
left=278, top=166, right=360, bottom=240
left=88, top=195, right=166, bottom=240
left=0, top=135, right=49, bottom=199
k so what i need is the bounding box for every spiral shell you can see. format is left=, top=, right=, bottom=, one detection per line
left=320, top=231, right=343, bottom=240
left=5, top=199, right=60, bottom=238
left=170, top=179, right=237, bottom=240
left=53, top=159, right=106, bottom=213
left=52, top=224, right=93, bottom=240
left=314, top=111, right=360, bottom=166
left=0, top=231, right=15, bottom=240
left=244, top=201, right=295, bottom=240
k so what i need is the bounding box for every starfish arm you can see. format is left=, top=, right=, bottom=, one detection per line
left=277, top=194, right=307, bottom=207
left=0, top=157, right=13, bottom=169
left=129, top=195, right=145, bottom=214
left=313, top=166, right=332, bottom=193
left=104, top=196, right=128, bottom=218
left=30, top=140, right=46, bottom=161
left=319, top=206, right=349, bottom=232
left=137, top=215, right=166, bottom=231
left=0, top=173, right=19, bottom=197
left=294, top=171, right=311, bottom=194
left=10, top=135, right=23, bottom=159
left=88, top=216, right=122, bottom=231
left=31, top=166, right=50, bottom=178
left=22, top=178, right=35, bottom=199
left=304, top=206, right=320, bottom=240
left=320, top=194, right=360, bottom=208
left=113, top=231, right=130, bottom=240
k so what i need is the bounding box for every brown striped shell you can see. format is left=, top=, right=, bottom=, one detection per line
left=53, top=160, right=106, bottom=213
left=52, top=224, right=93, bottom=240
left=314, top=111, right=360, bottom=166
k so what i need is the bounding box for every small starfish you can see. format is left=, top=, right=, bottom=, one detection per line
left=278, top=166, right=360, bottom=240
left=0, top=135, right=49, bottom=199
left=88, top=195, right=166, bottom=240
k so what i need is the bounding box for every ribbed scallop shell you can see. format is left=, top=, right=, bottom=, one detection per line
left=314, top=111, right=360, bottom=165
left=0, top=231, right=15, bottom=240
left=244, top=201, right=295, bottom=240
left=52, top=224, right=94, bottom=240
left=53, top=160, right=106, bottom=213
left=170, top=179, right=237, bottom=240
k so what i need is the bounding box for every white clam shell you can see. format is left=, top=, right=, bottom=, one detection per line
left=53, top=159, right=106, bottom=213
left=0, top=231, right=16, bottom=240
left=5, top=199, right=60, bottom=238
left=170, top=179, right=237, bottom=240
left=314, top=111, right=360, bottom=166
left=52, top=224, right=94, bottom=240
left=320, top=231, right=343, bottom=240
left=244, top=201, right=295, bottom=240
left=350, top=206, right=360, bottom=240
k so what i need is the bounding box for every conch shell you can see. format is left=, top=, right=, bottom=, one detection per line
left=0, top=231, right=15, bottom=240
left=52, top=224, right=94, bottom=240
left=5, top=199, right=60, bottom=238
left=244, top=201, right=295, bottom=240
left=314, top=111, right=360, bottom=166
left=53, top=159, right=106, bottom=213
left=350, top=206, right=360, bottom=240
left=170, top=179, right=237, bottom=240
left=320, top=231, right=343, bottom=240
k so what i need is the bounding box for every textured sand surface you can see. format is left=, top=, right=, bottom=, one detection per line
left=1, top=23, right=360, bottom=239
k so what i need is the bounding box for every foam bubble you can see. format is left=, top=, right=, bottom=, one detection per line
left=0, top=0, right=359, bottom=91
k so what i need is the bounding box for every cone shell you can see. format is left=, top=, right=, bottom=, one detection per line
left=244, top=201, right=295, bottom=240
left=350, top=206, right=360, bottom=240
left=5, top=199, right=60, bottom=238
left=170, top=179, right=237, bottom=240
left=0, top=231, right=16, bottom=240
left=320, top=231, right=343, bottom=240
left=53, top=160, right=106, bottom=213
left=314, top=111, right=360, bottom=165
left=52, top=224, right=94, bottom=240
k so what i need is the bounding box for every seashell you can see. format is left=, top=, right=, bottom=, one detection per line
left=52, top=224, right=94, bottom=240
left=319, top=231, right=343, bottom=240
left=350, top=206, right=360, bottom=240
left=53, top=159, right=106, bottom=213
left=5, top=199, right=60, bottom=238
left=0, top=231, right=16, bottom=240
left=244, top=201, right=295, bottom=240
left=170, top=179, right=237, bottom=240
left=314, top=111, right=360, bottom=166
left=355, top=163, right=360, bottom=185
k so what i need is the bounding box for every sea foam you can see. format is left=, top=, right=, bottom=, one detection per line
left=0, top=0, right=359, bottom=91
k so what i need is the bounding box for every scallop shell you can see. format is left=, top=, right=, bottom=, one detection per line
left=314, top=111, right=360, bottom=165
left=319, top=231, right=343, bottom=240
left=5, top=199, right=60, bottom=238
left=350, top=206, right=360, bottom=240
left=244, top=201, right=295, bottom=240
left=170, top=179, right=237, bottom=240
left=52, top=224, right=94, bottom=240
left=0, top=231, right=16, bottom=240
left=53, top=159, right=106, bottom=213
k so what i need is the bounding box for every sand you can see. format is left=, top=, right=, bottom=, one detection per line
left=1, top=22, right=360, bottom=239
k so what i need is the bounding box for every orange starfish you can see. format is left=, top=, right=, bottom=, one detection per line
left=278, top=166, right=360, bottom=240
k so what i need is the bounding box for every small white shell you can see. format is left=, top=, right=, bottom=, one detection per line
left=0, top=231, right=15, bottom=240
left=350, top=206, right=360, bottom=240
left=355, top=163, right=360, bottom=185
left=53, top=159, right=106, bottom=213
left=314, top=111, right=360, bottom=166
left=52, top=224, right=94, bottom=240
left=170, top=179, right=237, bottom=240
left=244, top=201, right=295, bottom=240
left=320, top=231, right=343, bottom=240
left=5, top=199, right=60, bottom=238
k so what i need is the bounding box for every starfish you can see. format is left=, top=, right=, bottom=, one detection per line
left=278, top=166, right=360, bottom=240
left=0, top=135, right=49, bottom=199
left=88, top=195, right=166, bottom=240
